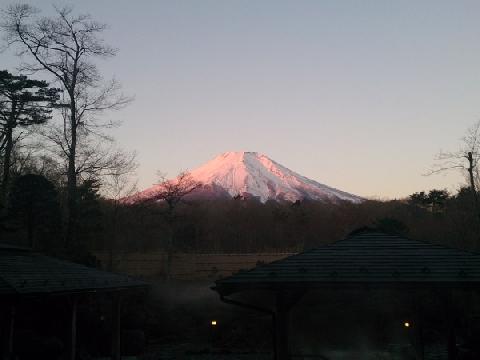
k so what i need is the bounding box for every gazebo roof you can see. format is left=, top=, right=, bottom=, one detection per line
left=215, top=229, right=480, bottom=295
left=0, top=246, right=148, bottom=296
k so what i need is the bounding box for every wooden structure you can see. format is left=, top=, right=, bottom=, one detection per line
left=214, top=229, right=480, bottom=360
left=0, top=244, right=148, bottom=360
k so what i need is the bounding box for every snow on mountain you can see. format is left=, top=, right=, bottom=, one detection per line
left=130, top=151, right=363, bottom=204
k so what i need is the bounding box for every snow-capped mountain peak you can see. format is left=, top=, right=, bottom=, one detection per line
left=131, top=151, right=363, bottom=203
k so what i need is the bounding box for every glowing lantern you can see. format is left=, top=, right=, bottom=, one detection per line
left=404, top=322, right=410, bottom=328
left=211, top=320, right=217, bottom=326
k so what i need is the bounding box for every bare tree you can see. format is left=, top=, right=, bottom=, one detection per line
left=1, top=4, right=132, bottom=246
left=151, top=171, right=201, bottom=215
left=429, top=120, right=480, bottom=222
left=102, top=167, right=138, bottom=271
left=147, top=171, right=201, bottom=279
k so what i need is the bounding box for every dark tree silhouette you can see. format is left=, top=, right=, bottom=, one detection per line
left=1, top=4, right=131, bottom=247
left=0, top=70, right=59, bottom=204
left=374, top=217, right=409, bottom=236
left=409, top=189, right=450, bottom=213
left=7, top=173, right=61, bottom=249
left=427, top=189, right=450, bottom=212
left=148, top=171, right=201, bottom=279
left=74, top=178, right=103, bottom=264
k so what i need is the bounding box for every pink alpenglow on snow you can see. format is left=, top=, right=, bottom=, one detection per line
left=132, top=151, right=363, bottom=203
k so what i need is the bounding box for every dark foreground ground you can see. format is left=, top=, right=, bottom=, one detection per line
left=139, top=343, right=449, bottom=360
left=122, top=281, right=467, bottom=360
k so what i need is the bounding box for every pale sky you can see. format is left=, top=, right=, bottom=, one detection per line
left=2, top=0, right=480, bottom=199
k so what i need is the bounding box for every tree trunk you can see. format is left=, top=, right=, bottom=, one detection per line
left=1, top=100, right=16, bottom=206
left=165, top=228, right=174, bottom=280
left=467, top=152, right=478, bottom=200
left=165, top=207, right=175, bottom=280
left=27, top=199, right=34, bottom=249
left=65, top=95, right=78, bottom=248
left=108, top=201, right=119, bottom=271
left=467, top=152, right=480, bottom=231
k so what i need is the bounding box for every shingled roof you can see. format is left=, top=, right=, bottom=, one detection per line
left=0, top=246, right=147, bottom=296
left=215, top=230, right=480, bottom=295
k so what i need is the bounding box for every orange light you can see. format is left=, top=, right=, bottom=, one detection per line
left=404, top=322, right=410, bottom=328
left=211, top=320, right=217, bottom=326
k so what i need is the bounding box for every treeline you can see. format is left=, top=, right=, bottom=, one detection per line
left=94, top=187, right=480, bottom=254
left=5, top=176, right=480, bottom=256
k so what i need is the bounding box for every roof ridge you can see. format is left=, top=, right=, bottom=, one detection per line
left=214, top=230, right=480, bottom=295
left=340, top=230, right=480, bottom=256
left=0, top=243, right=32, bottom=252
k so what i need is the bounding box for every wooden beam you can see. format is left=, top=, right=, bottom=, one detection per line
left=111, top=294, right=122, bottom=360
left=71, top=297, right=78, bottom=360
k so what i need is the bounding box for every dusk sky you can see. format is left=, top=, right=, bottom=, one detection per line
left=2, top=0, right=480, bottom=199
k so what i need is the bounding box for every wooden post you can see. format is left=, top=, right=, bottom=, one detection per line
left=413, top=301, right=424, bottom=360
left=444, top=291, right=456, bottom=360
left=112, top=294, right=122, bottom=360
left=274, top=292, right=289, bottom=360
left=272, top=290, right=305, bottom=360
left=272, top=313, right=277, bottom=360
left=447, top=318, right=456, bottom=360
left=71, top=297, right=78, bottom=360
left=7, top=303, right=15, bottom=360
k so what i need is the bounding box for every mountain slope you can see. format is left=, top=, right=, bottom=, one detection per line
left=132, top=151, right=363, bottom=203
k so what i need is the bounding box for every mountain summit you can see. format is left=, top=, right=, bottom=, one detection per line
left=133, top=151, right=363, bottom=203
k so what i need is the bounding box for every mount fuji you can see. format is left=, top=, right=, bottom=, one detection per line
left=131, top=151, right=362, bottom=204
